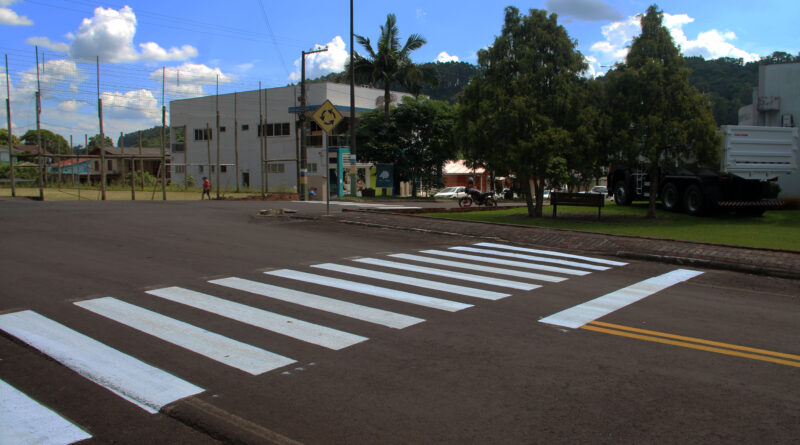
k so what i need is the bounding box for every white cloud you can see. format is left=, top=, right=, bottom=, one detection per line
left=546, top=0, right=622, bottom=22
left=68, top=6, right=197, bottom=63
left=155, top=63, right=231, bottom=99
left=416, top=8, right=427, bottom=21
left=25, top=36, right=70, bottom=52
left=13, top=59, right=84, bottom=101
left=289, top=36, right=349, bottom=82
left=100, top=89, right=160, bottom=121
left=436, top=51, right=459, bottom=63
left=0, top=0, right=32, bottom=26
left=588, top=12, right=760, bottom=75
left=58, top=100, right=85, bottom=112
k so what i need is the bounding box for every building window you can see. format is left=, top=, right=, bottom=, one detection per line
left=174, top=165, right=185, bottom=173
left=199, top=165, right=204, bottom=173
left=220, top=126, right=226, bottom=132
left=221, top=165, right=227, bottom=173
left=307, top=163, right=318, bottom=174
left=94, top=161, right=99, bottom=171
left=268, top=163, right=285, bottom=173
left=108, top=160, right=113, bottom=170
left=242, top=124, right=249, bottom=131
left=258, top=122, right=291, bottom=137
left=194, top=128, right=212, bottom=140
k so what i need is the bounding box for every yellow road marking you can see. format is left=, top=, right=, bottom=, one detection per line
left=581, top=322, right=800, bottom=369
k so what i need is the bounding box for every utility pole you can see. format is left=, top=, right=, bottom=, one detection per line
left=35, top=47, right=44, bottom=200
left=264, top=88, right=269, bottom=194
left=160, top=66, right=167, bottom=201
left=350, top=0, right=358, bottom=197
left=206, top=122, right=211, bottom=187
left=215, top=75, right=221, bottom=199
left=258, top=82, right=265, bottom=198
left=300, top=47, right=327, bottom=201
left=97, top=56, right=106, bottom=200
left=234, top=92, right=240, bottom=192
left=5, top=54, right=15, bottom=197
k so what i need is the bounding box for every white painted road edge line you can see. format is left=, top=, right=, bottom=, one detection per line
left=311, top=263, right=510, bottom=301
left=210, top=277, right=424, bottom=329
left=1, top=378, right=92, bottom=445
left=0, top=310, right=204, bottom=414
left=75, top=297, right=296, bottom=375
left=265, top=269, right=473, bottom=312
left=421, top=250, right=591, bottom=276
left=146, top=287, right=367, bottom=351
left=450, top=246, right=610, bottom=271
left=388, top=253, right=566, bottom=283
left=354, top=257, right=541, bottom=291
left=474, top=242, right=628, bottom=267
left=538, top=269, right=704, bottom=329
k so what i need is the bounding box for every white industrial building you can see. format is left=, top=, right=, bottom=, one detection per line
left=168, top=82, right=411, bottom=195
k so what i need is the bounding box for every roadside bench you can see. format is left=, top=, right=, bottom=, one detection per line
left=551, top=192, right=604, bottom=219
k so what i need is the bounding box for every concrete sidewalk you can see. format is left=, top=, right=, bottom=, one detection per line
left=329, top=209, right=800, bottom=280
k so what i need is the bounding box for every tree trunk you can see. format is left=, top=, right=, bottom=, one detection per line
left=524, top=175, right=536, bottom=217
left=647, top=164, right=659, bottom=219
left=384, top=82, right=391, bottom=120
left=534, top=177, right=544, bottom=217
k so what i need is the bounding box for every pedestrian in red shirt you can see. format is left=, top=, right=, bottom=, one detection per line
left=201, top=177, right=211, bottom=200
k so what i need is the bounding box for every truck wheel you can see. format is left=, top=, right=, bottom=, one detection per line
left=613, top=180, right=632, bottom=206
left=683, top=184, right=704, bottom=216
left=661, top=183, right=681, bottom=212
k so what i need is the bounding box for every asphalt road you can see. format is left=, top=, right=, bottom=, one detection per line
left=1, top=200, right=798, bottom=444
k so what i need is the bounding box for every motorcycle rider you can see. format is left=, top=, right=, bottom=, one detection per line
left=466, top=177, right=481, bottom=201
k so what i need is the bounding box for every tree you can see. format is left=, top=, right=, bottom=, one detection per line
left=1, top=128, right=20, bottom=146
left=20, top=129, right=70, bottom=154
left=606, top=4, right=719, bottom=218
left=354, top=13, right=434, bottom=118
left=357, top=96, right=456, bottom=195
left=87, top=134, right=114, bottom=151
left=455, top=7, right=588, bottom=217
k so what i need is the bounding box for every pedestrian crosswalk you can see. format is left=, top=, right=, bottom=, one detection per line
left=0, top=241, right=632, bottom=444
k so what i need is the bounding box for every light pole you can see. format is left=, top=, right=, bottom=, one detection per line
left=299, top=47, right=328, bottom=201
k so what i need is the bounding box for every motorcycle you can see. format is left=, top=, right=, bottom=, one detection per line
left=458, top=188, right=498, bottom=208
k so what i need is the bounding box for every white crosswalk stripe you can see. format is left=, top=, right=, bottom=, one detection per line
left=75, top=297, right=296, bottom=375
left=387, top=253, right=566, bottom=283
left=0, top=310, right=204, bottom=414
left=146, top=287, right=367, bottom=350
left=539, top=269, right=704, bottom=328
left=421, top=249, right=592, bottom=276
left=474, top=242, right=629, bottom=266
left=266, top=269, right=473, bottom=312
left=210, top=277, right=424, bottom=329
left=450, top=246, right=611, bottom=271
left=311, top=263, right=510, bottom=300
left=352, top=257, right=540, bottom=291
left=1, top=379, right=92, bottom=445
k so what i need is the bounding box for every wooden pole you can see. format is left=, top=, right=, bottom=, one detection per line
left=182, top=126, right=189, bottom=190
left=215, top=75, right=220, bottom=199
left=264, top=88, right=269, bottom=194
left=97, top=56, right=106, bottom=200
left=206, top=122, right=211, bottom=189
left=138, top=131, right=144, bottom=190
left=259, top=82, right=265, bottom=198
left=5, top=55, right=15, bottom=197
left=234, top=92, right=239, bottom=192
left=35, top=47, right=44, bottom=200
left=160, top=66, right=167, bottom=201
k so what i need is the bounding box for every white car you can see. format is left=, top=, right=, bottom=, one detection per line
left=434, top=186, right=467, bottom=199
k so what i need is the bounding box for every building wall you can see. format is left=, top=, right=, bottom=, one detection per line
left=169, top=82, right=411, bottom=192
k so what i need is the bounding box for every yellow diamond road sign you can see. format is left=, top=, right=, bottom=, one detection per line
left=311, top=99, right=343, bottom=135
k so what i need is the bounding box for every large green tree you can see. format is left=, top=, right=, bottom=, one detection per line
left=0, top=128, right=20, bottom=146
left=455, top=7, right=588, bottom=217
left=354, top=13, right=435, bottom=118
left=20, top=129, right=70, bottom=154
left=606, top=4, right=719, bottom=218
left=357, top=96, right=456, bottom=195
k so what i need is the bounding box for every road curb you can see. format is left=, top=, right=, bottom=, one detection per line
left=162, top=397, right=301, bottom=445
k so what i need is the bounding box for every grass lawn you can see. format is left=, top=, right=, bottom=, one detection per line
left=427, top=202, right=800, bottom=251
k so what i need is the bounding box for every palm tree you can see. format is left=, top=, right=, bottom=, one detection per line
left=354, top=13, right=435, bottom=119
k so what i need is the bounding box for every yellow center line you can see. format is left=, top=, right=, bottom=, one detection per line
left=588, top=320, right=800, bottom=362
left=581, top=323, right=800, bottom=369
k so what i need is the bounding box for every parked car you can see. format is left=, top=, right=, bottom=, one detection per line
left=542, top=189, right=551, bottom=200
left=590, top=186, right=608, bottom=195
left=434, top=186, right=467, bottom=199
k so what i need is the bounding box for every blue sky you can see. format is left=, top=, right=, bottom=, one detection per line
left=1, top=0, right=798, bottom=143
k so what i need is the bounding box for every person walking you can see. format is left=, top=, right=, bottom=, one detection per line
left=201, top=176, right=211, bottom=200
